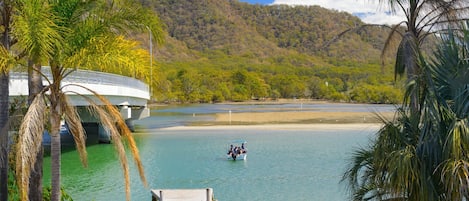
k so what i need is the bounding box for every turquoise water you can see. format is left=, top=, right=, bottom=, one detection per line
left=44, top=127, right=377, bottom=201
left=42, top=104, right=385, bottom=201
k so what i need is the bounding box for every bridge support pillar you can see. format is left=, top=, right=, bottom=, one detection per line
left=96, top=120, right=134, bottom=143
left=120, top=105, right=131, bottom=119
left=125, top=119, right=135, bottom=132
left=98, top=123, right=111, bottom=144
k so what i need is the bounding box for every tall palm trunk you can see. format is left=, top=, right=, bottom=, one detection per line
left=49, top=67, right=63, bottom=201
left=402, top=31, right=420, bottom=114
left=0, top=2, right=12, bottom=199
left=49, top=100, right=61, bottom=201
left=0, top=72, right=9, bottom=201
left=28, top=62, right=43, bottom=200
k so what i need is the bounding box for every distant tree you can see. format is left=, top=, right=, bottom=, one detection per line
left=231, top=70, right=248, bottom=85
left=307, top=76, right=327, bottom=99
left=270, top=74, right=305, bottom=98
left=174, top=69, right=201, bottom=102
left=232, top=84, right=249, bottom=101
left=244, top=73, right=269, bottom=99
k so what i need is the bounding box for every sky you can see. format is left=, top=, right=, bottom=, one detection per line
left=238, top=0, right=405, bottom=25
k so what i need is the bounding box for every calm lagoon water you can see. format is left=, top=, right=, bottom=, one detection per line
left=43, top=104, right=385, bottom=201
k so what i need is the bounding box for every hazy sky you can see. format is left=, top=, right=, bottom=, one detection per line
left=239, top=0, right=405, bottom=25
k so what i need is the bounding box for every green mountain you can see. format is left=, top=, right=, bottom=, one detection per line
left=141, top=0, right=403, bottom=103
left=148, top=0, right=393, bottom=62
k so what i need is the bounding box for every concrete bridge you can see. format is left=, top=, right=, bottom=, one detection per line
left=9, top=67, right=150, bottom=143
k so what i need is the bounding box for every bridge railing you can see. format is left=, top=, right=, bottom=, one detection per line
left=10, top=67, right=149, bottom=92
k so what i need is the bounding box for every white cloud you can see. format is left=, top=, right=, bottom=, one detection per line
left=271, top=0, right=406, bottom=25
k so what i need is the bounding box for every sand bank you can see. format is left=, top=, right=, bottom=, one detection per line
left=214, top=111, right=394, bottom=124
left=151, top=101, right=395, bottom=131
left=160, top=123, right=383, bottom=131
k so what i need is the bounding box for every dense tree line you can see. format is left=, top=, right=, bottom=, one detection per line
left=152, top=54, right=403, bottom=104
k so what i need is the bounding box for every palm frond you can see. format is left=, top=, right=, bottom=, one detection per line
left=65, top=36, right=150, bottom=79
left=396, top=32, right=420, bottom=78
left=443, top=119, right=469, bottom=159
left=86, top=102, right=132, bottom=201
left=0, top=45, right=18, bottom=73
left=343, top=146, right=375, bottom=189
left=15, top=93, right=46, bottom=200
left=95, top=0, right=166, bottom=45
left=64, top=84, right=147, bottom=200
left=93, top=93, right=147, bottom=187
left=59, top=92, right=87, bottom=167
left=12, top=0, right=64, bottom=63
left=385, top=145, right=420, bottom=196
left=440, top=159, right=469, bottom=200
left=381, top=23, right=406, bottom=68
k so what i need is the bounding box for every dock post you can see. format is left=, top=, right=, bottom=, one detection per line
left=159, top=190, right=163, bottom=201
left=206, top=188, right=211, bottom=201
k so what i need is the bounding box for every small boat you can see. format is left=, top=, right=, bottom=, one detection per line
left=227, top=140, right=247, bottom=161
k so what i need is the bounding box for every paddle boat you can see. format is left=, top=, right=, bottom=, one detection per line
left=227, top=140, right=247, bottom=161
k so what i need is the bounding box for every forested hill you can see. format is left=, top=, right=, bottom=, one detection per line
left=138, top=0, right=403, bottom=103
left=146, top=0, right=391, bottom=63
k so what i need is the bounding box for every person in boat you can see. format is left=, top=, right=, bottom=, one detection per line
left=233, top=146, right=239, bottom=155
left=227, top=144, right=234, bottom=155
left=241, top=143, right=247, bottom=153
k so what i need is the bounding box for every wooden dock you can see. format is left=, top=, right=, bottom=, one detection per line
left=151, top=188, right=215, bottom=201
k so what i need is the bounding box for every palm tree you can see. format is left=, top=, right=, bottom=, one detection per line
left=377, top=0, right=468, bottom=113
left=325, top=0, right=469, bottom=112
left=0, top=1, right=22, bottom=200
left=13, top=0, right=64, bottom=199
left=13, top=0, right=164, bottom=200
left=343, top=26, right=469, bottom=200
left=0, top=61, right=10, bottom=201
left=0, top=0, right=61, bottom=199
left=340, top=2, right=469, bottom=198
